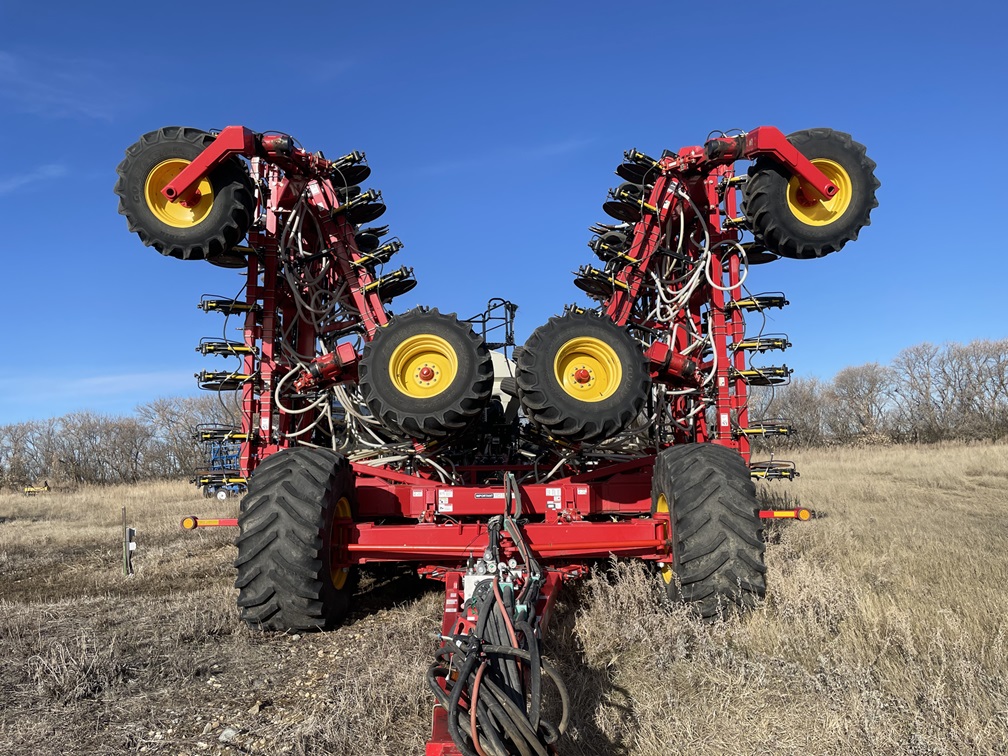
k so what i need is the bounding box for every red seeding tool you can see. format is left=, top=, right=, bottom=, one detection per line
left=116, top=123, right=877, bottom=755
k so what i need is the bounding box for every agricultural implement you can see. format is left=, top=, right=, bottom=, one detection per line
left=115, top=123, right=877, bottom=755
left=191, top=423, right=247, bottom=500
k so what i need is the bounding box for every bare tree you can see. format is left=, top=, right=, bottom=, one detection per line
left=0, top=394, right=241, bottom=489
left=890, top=343, right=945, bottom=442
left=823, top=363, right=893, bottom=442
left=772, top=377, right=827, bottom=448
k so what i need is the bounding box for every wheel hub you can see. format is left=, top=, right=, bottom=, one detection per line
left=786, top=158, right=852, bottom=226
left=144, top=158, right=215, bottom=228
left=553, top=336, right=622, bottom=402
left=388, top=333, right=459, bottom=398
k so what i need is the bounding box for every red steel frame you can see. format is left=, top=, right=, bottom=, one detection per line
left=170, top=126, right=823, bottom=755
left=175, top=127, right=394, bottom=476
left=597, top=127, right=831, bottom=461
left=180, top=124, right=819, bottom=481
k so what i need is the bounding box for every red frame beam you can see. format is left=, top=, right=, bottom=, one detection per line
left=163, top=126, right=258, bottom=200
left=344, top=519, right=669, bottom=564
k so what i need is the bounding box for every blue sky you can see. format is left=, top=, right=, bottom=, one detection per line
left=0, top=0, right=1004, bottom=423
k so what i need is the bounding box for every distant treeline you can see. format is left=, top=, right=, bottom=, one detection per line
left=752, top=338, right=1008, bottom=447
left=0, top=395, right=237, bottom=488
left=2, top=338, right=1005, bottom=487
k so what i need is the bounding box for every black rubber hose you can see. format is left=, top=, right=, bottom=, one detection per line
left=428, top=574, right=569, bottom=755
left=474, top=694, right=510, bottom=756
left=431, top=643, right=569, bottom=754
left=490, top=610, right=522, bottom=713
left=477, top=675, right=548, bottom=756
left=498, top=583, right=526, bottom=713
left=446, top=648, right=481, bottom=756
left=478, top=645, right=570, bottom=737
left=516, top=620, right=542, bottom=733
left=425, top=664, right=451, bottom=708
left=428, top=661, right=489, bottom=756
left=480, top=692, right=534, bottom=756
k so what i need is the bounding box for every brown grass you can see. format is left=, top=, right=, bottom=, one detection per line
left=1, top=443, right=1006, bottom=755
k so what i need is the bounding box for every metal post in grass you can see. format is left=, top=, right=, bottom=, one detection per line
left=122, top=506, right=136, bottom=577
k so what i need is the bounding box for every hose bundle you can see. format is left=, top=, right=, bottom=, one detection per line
left=425, top=576, right=570, bottom=756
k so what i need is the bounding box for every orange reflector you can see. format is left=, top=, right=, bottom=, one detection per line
left=758, top=509, right=814, bottom=521
left=180, top=516, right=238, bottom=530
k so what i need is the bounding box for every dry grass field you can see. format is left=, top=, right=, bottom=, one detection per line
left=1, top=443, right=1006, bottom=755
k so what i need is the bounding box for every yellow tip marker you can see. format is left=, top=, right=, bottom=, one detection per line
left=180, top=516, right=239, bottom=530
left=759, top=508, right=815, bottom=521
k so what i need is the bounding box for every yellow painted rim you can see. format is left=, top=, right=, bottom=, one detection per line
left=655, top=493, right=673, bottom=585
left=388, top=334, right=458, bottom=398
left=786, top=158, right=852, bottom=226
left=331, top=496, right=351, bottom=590
left=553, top=336, right=622, bottom=402
left=144, top=158, right=215, bottom=228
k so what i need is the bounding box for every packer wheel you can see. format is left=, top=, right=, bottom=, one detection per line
left=114, top=126, right=255, bottom=260
left=515, top=311, right=648, bottom=444
left=358, top=308, right=493, bottom=439
left=742, top=128, right=879, bottom=259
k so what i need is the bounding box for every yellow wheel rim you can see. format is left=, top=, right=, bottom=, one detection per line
left=553, top=336, right=622, bottom=402
left=786, top=158, right=852, bottom=226
left=388, top=334, right=458, bottom=398
left=144, top=158, right=215, bottom=228
left=331, top=496, right=351, bottom=590
left=655, top=493, right=674, bottom=585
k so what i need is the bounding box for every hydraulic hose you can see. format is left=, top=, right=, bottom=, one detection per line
left=425, top=578, right=570, bottom=755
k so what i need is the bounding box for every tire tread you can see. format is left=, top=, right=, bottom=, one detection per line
left=234, top=448, right=355, bottom=631
left=742, top=128, right=879, bottom=260
left=652, top=443, right=766, bottom=619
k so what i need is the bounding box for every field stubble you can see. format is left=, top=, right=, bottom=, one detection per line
left=0, top=443, right=1005, bottom=755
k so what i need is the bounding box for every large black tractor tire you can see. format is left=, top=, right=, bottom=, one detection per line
left=358, top=308, right=493, bottom=439
left=114, top=126, right=255, bottom=261
left=516, top=311, right=648, bottom=444
left=651, top=443, right=766, bottom=619
left=234, top=448, right=356, bottom=631
left=742, top=128, right=879, bottom=259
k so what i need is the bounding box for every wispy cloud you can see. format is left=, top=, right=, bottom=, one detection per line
left=408, top=136, right=598, bottom=177
left=0, top=164, right=67, bottom=195
left=0, top=50, right=120, bottom=121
